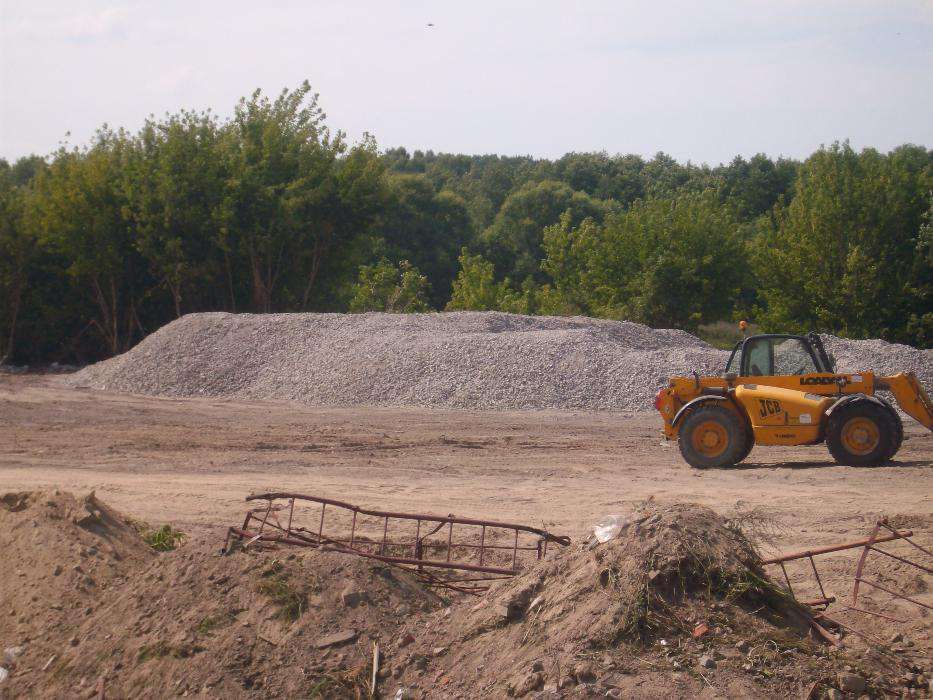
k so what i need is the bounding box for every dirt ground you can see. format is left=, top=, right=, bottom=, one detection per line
left=1, top=374, right=932, bottom=698
left=1, top=374, right=930, bottom=554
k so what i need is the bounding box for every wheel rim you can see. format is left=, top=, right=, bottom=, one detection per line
left=840, top=417, right=880, bottom=456
left=691, top=420, right=729, bottom=458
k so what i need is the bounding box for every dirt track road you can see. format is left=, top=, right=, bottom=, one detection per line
left=1, top=374, right=930, bottom=558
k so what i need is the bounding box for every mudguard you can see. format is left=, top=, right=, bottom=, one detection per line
left=825, top=393, right=892, bottom=417
left=671, top=395, right=727, bottom=429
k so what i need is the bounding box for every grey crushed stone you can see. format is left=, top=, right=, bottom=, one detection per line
left=65, top=312, right=932, bottom=412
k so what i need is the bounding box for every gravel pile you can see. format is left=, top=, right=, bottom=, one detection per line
left=66, top=312, right=727, bottom=411
left=66, top=312, right=932, bottom=412
left=821, top=334, right=933, bottom=387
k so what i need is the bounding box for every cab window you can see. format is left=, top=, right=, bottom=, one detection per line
left=773, top=338, right=818, bottom=375
left=742, top=337, right=818, bottom=376
left=744, top=338, right=771, bottom=376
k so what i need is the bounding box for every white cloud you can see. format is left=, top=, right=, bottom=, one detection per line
left=2, top=5, right=130, bottom=41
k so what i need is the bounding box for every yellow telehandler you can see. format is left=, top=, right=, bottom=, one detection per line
left=655, top=331, right=932, bottom=468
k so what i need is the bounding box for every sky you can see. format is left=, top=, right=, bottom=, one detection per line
left=1, top=0, right=931, bottom=165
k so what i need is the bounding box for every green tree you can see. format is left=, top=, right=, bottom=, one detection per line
left=481, top=179, right=614, bottom=282
left=755, top=142, right=931, bottom=343
left=32, top=130, right=147, bottom=355
left=375, top=173, right=472, bottom=308
left=542, top=191, right=749, bottom=330
left=446, top=248, right=523, bottom=311
left=127, top=109, right=226, bottom=317
left=0, top=165, right=35, bottom=362
left=349, top=258, right=429, bottom=312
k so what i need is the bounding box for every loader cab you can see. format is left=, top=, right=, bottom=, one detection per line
left=724, top=333, right=834, bottom=378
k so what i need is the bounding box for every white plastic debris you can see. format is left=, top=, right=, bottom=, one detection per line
left=593, top=515, right=625, bottom=543
left=0, top=667, right=9, bottom=683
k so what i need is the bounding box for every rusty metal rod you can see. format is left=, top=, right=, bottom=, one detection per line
left=227, top=528, right=523, bottom=575
left=865, top=546, right=933, bottom=574
left=245, top=492, right=571, bottom=544
left=761, top=529, right=913, bottom=564
left=854, top=578, right=932, bottom=610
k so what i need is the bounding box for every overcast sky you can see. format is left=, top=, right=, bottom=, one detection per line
left=1, top=1, right=931, bottom=165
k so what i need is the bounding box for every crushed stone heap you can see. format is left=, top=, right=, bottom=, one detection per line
left=66, top=312, right=932, bottom=411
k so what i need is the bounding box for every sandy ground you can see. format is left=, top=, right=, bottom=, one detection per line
left=1, top=374, right=930, bottom=558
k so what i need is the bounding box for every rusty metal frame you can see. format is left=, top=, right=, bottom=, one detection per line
left=223, top=492, right=570, bottom=593
left=761, top=519, right=930, bottom=641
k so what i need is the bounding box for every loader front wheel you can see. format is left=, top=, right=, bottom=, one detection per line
left=826, top=402, right=898, bottom=467
left=678, top=404, right=748, bottom=469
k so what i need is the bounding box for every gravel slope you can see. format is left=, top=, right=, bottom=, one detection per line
left=66, top=312, right=932, bottom=412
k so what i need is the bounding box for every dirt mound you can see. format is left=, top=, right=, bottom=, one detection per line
left=388, top=503, right=905, bottom=698
left=2, top=494, right=923, bottom=698
left=1, top=491, right=441, bottom=698
left=65, top=311, right=727, bottom=411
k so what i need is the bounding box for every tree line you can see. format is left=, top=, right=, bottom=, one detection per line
left=1, top=81, right=930, bottom=365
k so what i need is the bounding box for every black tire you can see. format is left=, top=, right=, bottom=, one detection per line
left=678, top=404, right=749, bottom=469
left=882, top=402, right=903, bottom=462
left=826, top=401, right=899, bottom=467
left=735, top=422, right=755, bottom=463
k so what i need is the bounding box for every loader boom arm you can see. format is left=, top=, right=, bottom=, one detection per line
left=876, top=372, right=933, bottom=430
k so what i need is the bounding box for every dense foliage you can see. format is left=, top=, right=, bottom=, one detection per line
left=1, top=82, right=930, bottom=364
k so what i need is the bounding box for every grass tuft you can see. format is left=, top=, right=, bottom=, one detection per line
left=142, top=524, right=186, bottom=552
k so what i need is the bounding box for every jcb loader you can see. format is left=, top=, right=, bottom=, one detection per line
left=655, top=332, right=932, bottom=468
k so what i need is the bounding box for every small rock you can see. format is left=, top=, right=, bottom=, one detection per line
left=604, top=690, right=622, bottom=699
left=52, top=565, right=62, bottom=577
left=697, top=655, right=716, bottom=670
left=890, top=633, right=904, bottom=644
left=838, top=673, right=866, bottom=695
left=825, top=690, right=843, bottom=700
left=0, top=667, right=8, bottom=684
left=735, top=640, right=751, bottom=654
left=315, top=630, right=357, bottom=649
left=508, top=672, right=543, bottom=697
left=432, top=647, right=447, bottom=658
left=341, top=587, right=367, bottom=608
left=558, top=675, right=576, bottom=689
left=574, top=663, right=596, bottom=683
left=3, top=648, right=23, bottom=665
left=531, top=660, right=544, bottom=673
left=69, top=637, right=79, bottom=647
left=692, top=622, right=709, bottom=638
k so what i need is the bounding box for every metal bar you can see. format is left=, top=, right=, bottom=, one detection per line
left=479, top=525, right=486, bottom=567
left=761, top=529, right=913, bottom=564
left=852, top=521, right=882, bottom=605
left=866, top=546, right=933, bottom=574
left=854, top=578, right=933, bottom=610
left=779, top=561, right=794, bottom=598
left=800, top=597, right=835, bottom=607
left=446, top=522, right=453, bottom=563
left=414, top=519, right=421, bottom=558
left=834, top=604, right=907, bottom=624
left=381, top=516, right=389, bottom=556
left=512, top=528, right=519, bottom=570
left=349, top=511, right=357, bottom=548
left=808, top=556, right=827, bottom=601
left=226, top=527, right=523, bottom=575
left=878, top=520, right=933, bottom=559
left=286, top=498, right=295, bottom=536
left=318, top=503, right=326, bottom=541
left=245, top=492, right=571, bottom=544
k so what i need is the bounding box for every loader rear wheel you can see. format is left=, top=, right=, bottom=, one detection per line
left=826, top=402, right=898, bottom=466
left=678, top=404, right=748, bottom=469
